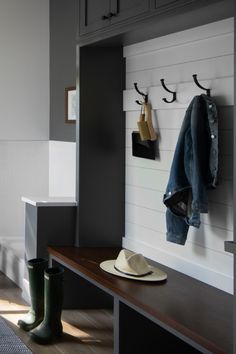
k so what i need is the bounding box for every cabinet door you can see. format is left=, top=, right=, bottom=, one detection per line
left=79, top=0, right=111, bottom=35
left=153, top=0, right=196, bottom=13
left=110, top=0, right=150, bottom=24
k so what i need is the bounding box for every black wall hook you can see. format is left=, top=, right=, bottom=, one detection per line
left=160, top=79, right=176, bottom=103
left=192, top=74, right=211, bottom=96
left=134, top=82, right=148, bottom=104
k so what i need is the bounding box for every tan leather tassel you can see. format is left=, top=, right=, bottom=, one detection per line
left=144, top=102, right=157, bottom=141
left=137, top=109, right=151, bottom=141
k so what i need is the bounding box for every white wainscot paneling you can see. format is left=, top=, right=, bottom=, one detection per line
left=0, top=141, right=49, bottom=237
left=0, top=0, right=49, bottom=140
left=49, top=141, right=76, bottom=197
left=123, top=17, right=234, bottom=292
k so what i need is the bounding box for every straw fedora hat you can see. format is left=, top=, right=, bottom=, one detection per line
left=100, top=249, right=167, bottom=281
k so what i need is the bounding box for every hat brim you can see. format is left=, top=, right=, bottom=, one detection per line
left=100, top=260, right=167, bottom=282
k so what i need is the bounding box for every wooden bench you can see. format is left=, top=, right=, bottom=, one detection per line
left=48, top=246, right=233, bottom=354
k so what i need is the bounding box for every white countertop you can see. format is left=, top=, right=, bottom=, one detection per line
left=21, top=196, right=77, bottom=207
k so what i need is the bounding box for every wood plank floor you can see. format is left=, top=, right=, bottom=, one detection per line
left=0, top=272, right=113, bottom=354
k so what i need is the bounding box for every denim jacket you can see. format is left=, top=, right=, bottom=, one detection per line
left=163, top=94, right=218, bottom=245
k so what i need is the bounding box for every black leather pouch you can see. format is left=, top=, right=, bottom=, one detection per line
left=132, top=131, right=155, bottom=160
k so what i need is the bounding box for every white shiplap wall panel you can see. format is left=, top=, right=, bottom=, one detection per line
left=126, top=55, right=234, bottom=89
left=126, top=165, right=233, bottom=207
left=126, top=148, right=173, bottom=171
left=123, top=18, right=234, bottom=293
left=126, top=185, right=165, bottom=212
left=123, top=236, right=233, bottom=293
left=126, top=166, right=168, bottom=192
left=124, top=18, right=234, bottom=57
left=126, top=148, right=233, bottom=180
left=125, top=33, right=233, bottom=72
left=208, top=181, right=233, bottom=206
left=126, top=106, right=233, bottom=130
left=126, top=127, right=233, bottom=156
left=125, top=221, right=233, bottom=263
left=124, top=224, right=233, bottom=276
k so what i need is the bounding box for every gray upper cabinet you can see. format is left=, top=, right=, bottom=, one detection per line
left=79, top=0, right=150, bottom=36
left=152, top=0, right=197, bottom=13
left=109, top=0, right=150, bottom=24
left=79, top=0, right=110, bottom=35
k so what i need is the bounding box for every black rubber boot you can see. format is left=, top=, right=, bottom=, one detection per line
left=18, top=258, right=48, bottom=331
left=29, top=266, right=64, bottom=344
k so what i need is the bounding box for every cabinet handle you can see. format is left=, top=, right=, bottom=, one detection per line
left=102, top=12, right=117, bottom=20
left=109, top=12, right=117, bottom=18
left=102, top=14, right=110, bottom=20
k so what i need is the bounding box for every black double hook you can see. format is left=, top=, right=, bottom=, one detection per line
left=192, top=74, right=211, bottom=96
left=160, top=79, right=176, bottom=103
left=134, top=82, right=148, bottom=105
left=134, top=75, right=211, bottom=106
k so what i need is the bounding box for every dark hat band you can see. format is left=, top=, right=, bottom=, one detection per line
left=114, top=265, right=153, bottom=278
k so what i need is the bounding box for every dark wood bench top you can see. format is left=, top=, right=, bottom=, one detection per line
left=48, top=246, right=233, bottom=354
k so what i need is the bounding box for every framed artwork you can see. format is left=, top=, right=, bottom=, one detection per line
left=65, top=86, right=76, bottom=123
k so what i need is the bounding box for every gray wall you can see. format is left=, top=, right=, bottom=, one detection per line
left=50, top=0, right=76, bottom=142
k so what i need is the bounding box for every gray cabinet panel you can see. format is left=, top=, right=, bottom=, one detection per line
left=79, top=0, right=150, bottom=36
left=153, top=0, right=197, bottom=12
left=110, top=0, right=149, bottom=24
left=79, top=0, right=110, bottom=35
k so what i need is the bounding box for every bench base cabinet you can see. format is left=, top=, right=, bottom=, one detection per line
left=48, top=247, right=232, bottom=354
left=117, top=302, right=201, bottom=354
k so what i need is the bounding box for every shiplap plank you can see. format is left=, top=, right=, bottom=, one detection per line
left=125, top=223, right=233, bottom=267
left=126, top=185, right=165, bottom=213
left=126, top=32, right=233, bottom=72
left=126, top=109, right=185, bottom=130
left=123, top=77, right=234, bottom=111
left=126, top=147, right=173, bottom=171
left=126, top=166, right=167, bottom=191
left=126, top=128, right=177, bottom=150
left=126, top=185, right=233, bottom=217
left=126, top=166, right=233, bottom=207
left=126, top=147, right=233, bottom=181
left=202, top=203, right=233, bottom=231
left=126, top=202, right=233, bottom=241
left=123, top=236, right=233, bottom=293
left=126, top=55, right=234, bottom=89
left=124, top=18, right=234, bottom=57
left=126, top=127, right=233, bottom=156
left=208, top=180, right=233, bottom=206
left=126, top=203, right=166, bottom=233
left=126, top=106, right=233, bottom=130
left=219, top=130, right=233, bottom=156
left=125, top=203, right=233, bottom=258
left=218, top=155, right=233, bottom=181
